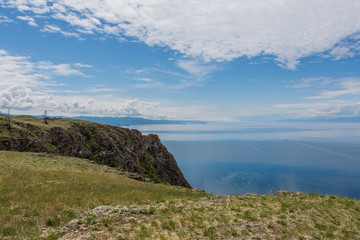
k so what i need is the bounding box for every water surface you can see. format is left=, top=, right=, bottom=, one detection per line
left=128, top=122, right=360, bottom=199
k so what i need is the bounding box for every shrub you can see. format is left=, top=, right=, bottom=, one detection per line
left=46, top=216, right=61, bottom=227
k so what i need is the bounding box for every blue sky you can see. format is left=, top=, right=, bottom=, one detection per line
left=1, top=0, right=360, bottom=122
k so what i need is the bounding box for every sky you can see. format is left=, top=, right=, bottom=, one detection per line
left=1, top=0, right=360, bottom=122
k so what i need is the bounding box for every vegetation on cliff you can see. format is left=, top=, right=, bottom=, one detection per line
left=0, top=114, right=190, bottom=188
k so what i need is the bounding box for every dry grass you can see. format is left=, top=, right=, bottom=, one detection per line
left=0, top=151, right=207, bottom=239
left=55, top=193, right=360, bottom=240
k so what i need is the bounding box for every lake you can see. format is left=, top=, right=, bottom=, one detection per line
left=127, top=122, right=360, bottom=199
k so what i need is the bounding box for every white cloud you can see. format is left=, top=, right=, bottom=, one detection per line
left=86, top=87, right=120, bottom=93
left=41, top=24, right=61, bottom=33
left=274, top=101, right=360, bottom=119
left=38, top=62, right=85, bottom=76
left=170, top=80, right=202, bottom=90
left=52, top=11, right=101, bottom=30
left=134, top=78, right=162, bottom=89
left=326, top=36, right=360, bottom=60
left=17, top=15, right=37, bottom=26
left=126, top=65, right=201, bottom=90
left=2, top=0, right=360, bottom=69
left=176, top=60, right=217, bottom=77
left=287, top=77, right=360, bottom=99
left=0, top=14, right=13, bottom=23
left=41, top=24, right=81, bottom=38
left=0, top=86, right=43, bottom=110
left=329, top=46, right=355, bottom=60
left=0, top=49, right=92, bottom=112
left=286, top=77, right=332, bottom=89
left=271, top=77, right=360, bottom=119
left=1, top=87, right=223, bottom=120
left=74, top=63, right=93, bottom=68
left=170, top=59, right=219, bottom=89
left=0, top=49, right=223, bottom=120
left=0, top=49, right=88, bottom=90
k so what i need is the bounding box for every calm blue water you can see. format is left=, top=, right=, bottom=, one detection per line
left=128, top=122, right=360, bottom=199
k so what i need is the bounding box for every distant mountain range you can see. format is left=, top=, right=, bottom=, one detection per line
left=19, top=115, right=207, bottom=126
left=71, top=116, right=207, bottom=126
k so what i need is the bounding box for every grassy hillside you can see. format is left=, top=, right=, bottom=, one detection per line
left=0, top=151, right=206, bottom=239
left=0, top=115, right=81, bottom=139
left=1, top=151, right=360, bottom=239
left=55, top=193, right=360, bottom=240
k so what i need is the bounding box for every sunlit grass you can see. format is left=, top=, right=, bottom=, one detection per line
left=71, top=192, right=360, bottom=239
left=0, top=151, right=207, bottom=239
left=1, top=114, right=86, bottom=130
left=0, top=114, right=94, bottom=139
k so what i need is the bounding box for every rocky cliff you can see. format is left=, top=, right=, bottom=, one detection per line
left=0, top=115, right=191, bottom=188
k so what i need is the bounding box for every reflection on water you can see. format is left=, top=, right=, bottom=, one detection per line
left=127, top=122, right=360, bottom=199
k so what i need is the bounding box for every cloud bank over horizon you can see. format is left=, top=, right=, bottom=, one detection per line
left=2, top=0, right=360, bottom=69
left=1, top=46, right=360, bottom=121
left=0, top=49, right=225, bottom=121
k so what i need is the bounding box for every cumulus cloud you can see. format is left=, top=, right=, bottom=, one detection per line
left=0, top=49, right=221, bottom=120
left=2, top=0, right=360, bottom=68
left=0, top=86, right=44, bottom=110
left=0, top=49, right=92, bottom=111
left=1, top=88, right=222, bottom=120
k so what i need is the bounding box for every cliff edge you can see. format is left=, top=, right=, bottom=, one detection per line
left=0, top=115, right=191, bottom=188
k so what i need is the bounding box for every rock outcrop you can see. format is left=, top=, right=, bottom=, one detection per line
left=0, top=116, right=191, bottom=188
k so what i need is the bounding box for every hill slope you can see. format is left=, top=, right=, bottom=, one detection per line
left=51, top=192, right=360, bottom=240
left=0, top=115, right=190, bottom=188
left=0, top=151, right=206, bottom=239
left=1, top=150, right=359, bottom=239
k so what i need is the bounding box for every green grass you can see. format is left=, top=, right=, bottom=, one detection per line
left=60, top=192, right=360, bottom=239
left=1, top=114, right=86, bottom=130
left=0, top=150, right=207, bottom=239
left=0, top=114, right=94, bottom=139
